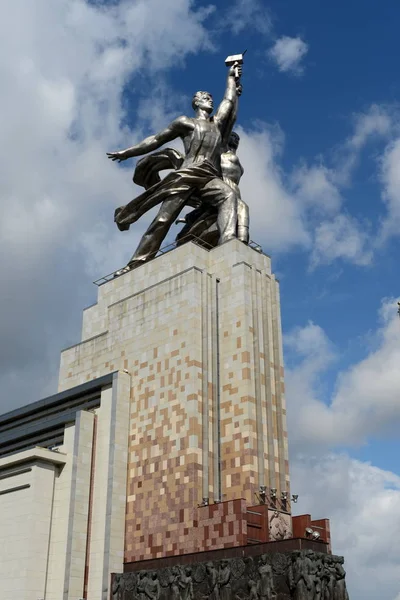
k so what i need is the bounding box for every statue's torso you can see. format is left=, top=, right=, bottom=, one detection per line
left=220, top=150, right=243, bottom=194
left=182, top=118, right=222, bottom=171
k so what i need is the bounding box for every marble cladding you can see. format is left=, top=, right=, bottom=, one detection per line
left=59, top=239, right=290, bottom=562
left=0, top=449, right=66, bottom=600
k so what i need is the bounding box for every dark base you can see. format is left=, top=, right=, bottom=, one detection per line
left=112, top=539, right=349, bottom=600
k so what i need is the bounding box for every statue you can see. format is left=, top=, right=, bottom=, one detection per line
left=303, top=550, right=318, bottom=598
left=218, top=560, right=232, bottom=600
left=206, top=561, right=220, bottom=600
left=288, top=552, right=312, bottom=600
left=169, top=566, right=182, bottom=600
left=112, top=573, right=125, bottom=600
left=322, top=555, right=337, bottom=600
left=137, top=571, right=150, bottom=600
left=313, top=554, right=324, bottom=600
left=180, top=566, right=194, bottom=600
left=145, top=572, right=161, bottom=600
left=247, top=578, right=259, bottom=600
left=257, top=555, right=276, bottom=600
left=110, top=551, right=348, bottom=600
left=175, top=130, right=249, bottom=248
left=107, top=57, right=244, bottom=271
left=332, top=557, right=349, bottom=600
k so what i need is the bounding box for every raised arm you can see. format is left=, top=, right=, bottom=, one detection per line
left=107, top=116, right=191, bottom=162
left=214, top=64, right=242, bottom=129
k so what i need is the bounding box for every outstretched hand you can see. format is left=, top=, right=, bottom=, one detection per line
left=107, top=151, right=128, bottom=162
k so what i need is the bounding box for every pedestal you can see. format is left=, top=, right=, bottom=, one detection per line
left=59, top=240, right=290, bottom=562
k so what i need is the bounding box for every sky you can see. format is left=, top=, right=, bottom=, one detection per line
left=0, top=0, right=400, bottom=597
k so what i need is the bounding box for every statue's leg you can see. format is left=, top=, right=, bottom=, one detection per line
left=127, top=194, right=189, bottom=268
left=176, top=208, right=217, bottom=246
left=201, top=179, right=237, bottom=245
left=237, top=197, right=249, bottom=244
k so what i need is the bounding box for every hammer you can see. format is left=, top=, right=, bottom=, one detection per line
left=225, top=49, right=247, bottom=79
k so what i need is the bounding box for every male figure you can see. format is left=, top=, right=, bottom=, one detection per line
left=218, top=560, right=232, bottom=600
left=107, top=63, right=242, bottom=269
left=176, top=131, right=249, bottom=247
left=206, top=562, right=220, bottom=600
left=332, top=557, right=349, bottom=600
left=257, top=555, right=276, bottom=600
left=322, top=556, right=336, bottom=600
left=145, top=572, right=161, bottom=600
left=179, top=566, right=194, bottom=600
left=288, top=552, right=312, bottom=600
left=169, top=566, right=181, bottom=600
left=137, top=572, right=150, bottom=600
left=111, top=574, right=125, bottom=600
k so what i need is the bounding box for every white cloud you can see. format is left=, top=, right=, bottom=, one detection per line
left=292, top=164, right=342, bottom=214
left=379, top=137, right=400, bottom=240
left=221, top=0, right=272, bottom=35
left=286, top=307, right=400, bottom=598
left=238, top=126, right=374, bottom=267
left=349, top=104, right=392, bottom=150
left=0, top=0, right=214, bottom=412
left=285, top=297, right=400, bottom=449
left=268, top=35, right=308, bottom=75
left=333, top=104, right=394, bottom=186
left=291, top=454, right=400, bottom=600
left=237, top=124, right=310, bottom=251
left=285, top=320, right=336, bottom=377
left=310, top=214, right=373, bottom=267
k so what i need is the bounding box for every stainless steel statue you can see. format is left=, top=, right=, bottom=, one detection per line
left=175, top=130, right=249, bottom=248
left=107, top=55, right=245, bottom=270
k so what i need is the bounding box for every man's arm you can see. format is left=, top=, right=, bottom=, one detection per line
left=107, top=116, right=191, bottom=162
left=214, top=64, right=242, bottom=130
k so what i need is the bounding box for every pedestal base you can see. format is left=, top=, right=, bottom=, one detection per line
left=112, top=543, right=350, bottom=599
left=60, top=240, right=290, bottom=562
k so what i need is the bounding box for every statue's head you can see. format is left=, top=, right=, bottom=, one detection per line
left=228, top=131, right=240, bottom=151
left=192, top=91, right=214, bottom=114
left=185, top=567, right=192, bottom=576
left=206, top=562, right=214, bottom=571
left=151, top=572, right=158, bottom=580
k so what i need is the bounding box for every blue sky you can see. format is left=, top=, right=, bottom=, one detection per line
left=1, top=1, right=400, bottom=598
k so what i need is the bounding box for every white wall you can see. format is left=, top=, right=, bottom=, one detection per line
left=0, top=449, right=66, bottom=600
left=0, top=372, right=130, bottom=600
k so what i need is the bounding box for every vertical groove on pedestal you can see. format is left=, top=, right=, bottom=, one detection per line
left=262, top=275, right=276, bottom=490
left=275, top=283, right=290, bottom=492
left=271, top=279, right=287, bottom=494
left=251, top=268, right=265, bottom=488
left=201, top=270, right=210, bottom=501
left=207, top=273, right=214, bottom=500
left=211, top=275, right=221, bottom=501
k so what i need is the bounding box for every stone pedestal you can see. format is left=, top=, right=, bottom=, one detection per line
left=111, top=544, right=351, bottom=600
left=59, top=240, right=290, bottom=562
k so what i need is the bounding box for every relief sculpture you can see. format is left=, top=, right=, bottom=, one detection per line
left=111, top=550, right=349, bottom=600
